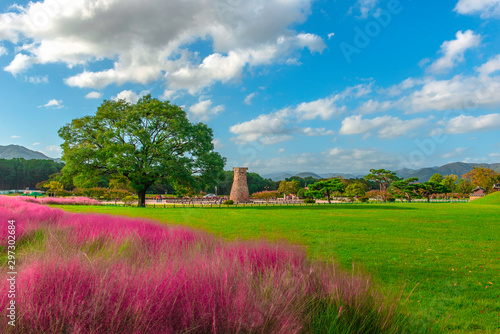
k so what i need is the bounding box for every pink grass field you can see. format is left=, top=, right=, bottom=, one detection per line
left=0, top=195, right=405, bottom=333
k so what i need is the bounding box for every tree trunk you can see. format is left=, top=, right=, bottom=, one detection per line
left=327, top=191, right=331, bottom=204
left=138, top=189, right=147, bottom=207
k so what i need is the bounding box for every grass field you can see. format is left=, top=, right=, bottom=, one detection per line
left=59, top=195, right=500, bottom=333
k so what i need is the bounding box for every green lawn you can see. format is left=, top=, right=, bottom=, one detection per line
left=59, top=200, right=500, bottom=333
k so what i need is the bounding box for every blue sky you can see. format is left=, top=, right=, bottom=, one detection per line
left=0, top=0, right=499, bottom=175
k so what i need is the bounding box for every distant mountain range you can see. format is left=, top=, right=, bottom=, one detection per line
left=261, top=162, right=500, bottom=182
left=2, top=145, right=498, bottom=182
left=0, top=145, right=56, bottom=161
left=395, top=162, right=500, bottom=182
left=262, top=172, right=361, bottom=182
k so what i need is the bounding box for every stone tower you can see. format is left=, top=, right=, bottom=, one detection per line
left=230, top=167, right=250, bottom=203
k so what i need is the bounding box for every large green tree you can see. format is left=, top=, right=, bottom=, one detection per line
left=429, top=173, right=443, bottom=184
left=391, top=177, right=419, bottom=202
left=364, top=169, right=400, bottom=202
left=58, top=95, right=225, bottom=206
left=441, top=174, right=458, bottom=199
left=278, top=180, right=300, bottom=195
left=415, top=182, right=449, bottom=203
left=305, top=178, right=345, bottom=204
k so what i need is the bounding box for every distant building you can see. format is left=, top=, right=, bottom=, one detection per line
left=470, top=187, right=486, bottom=201
left=493, top=183, right=500, bottom=192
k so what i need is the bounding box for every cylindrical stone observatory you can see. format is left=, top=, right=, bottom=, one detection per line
left=230, top=167, right=250, bottom=203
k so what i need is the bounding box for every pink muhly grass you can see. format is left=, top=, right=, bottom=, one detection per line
left=0, top=195, right=407, bottom=333
left=38, top=196, right=101, bottom=206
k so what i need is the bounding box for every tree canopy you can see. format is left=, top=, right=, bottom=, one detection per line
left=58, top=95, right=225, bottom=206
left=278, top=180, right=300, bottom=195
left=364, top=169, right=400, bottom=202
left=0, top=158, right=63, bottom=190
left=305, top=178, right=345, bottom=204
left=462, top=167, right=500, bottom=193
left=391, top=177, right=419, bottom=202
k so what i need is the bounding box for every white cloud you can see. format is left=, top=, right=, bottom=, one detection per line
left=454, top=0, right=500, bottom=18
left=32, top=142, right=40, bottom=146
left=112, top=90, right=149, bottom=104
left=294, top=33, right=326, bottom=53
left=212, top=138, right=223, bottom=149
left=427, top=30, right=481, bottom=74
left=295, top=96, right=346, bottom=121
left=10, top=135, right=20, bottom=139
left=230, top=113, right=290, bottom=145
left=477, top=54, right=500, bottom=76
left=0, top=45, right=7, bottom=56
left=42, top=145, right=62, bottom=157
left=489, top=152, right=500, bottom=159
left=404, top=74, right=500, bottom=112
left=354, top=99, right=393, bottom=114
left=162, top=89, right=178, bottom=101
left=0, top=0, right=323, bottom=94
left=85, top=91, right=103, bottom=99
left=442, top=147, right=468, bottom=158
left=301, top=127, right=335, bottom=136
left=351, top=0, right=379, bottom=19
left=45, top=145, right=61, bottom=152
left=230, top=84, right=371, bottom=145
left=4, top=53, right=35, bottom=75
left=379, top=77, right=428, bottom=97
left=339, top=115, right=428, bottom=138
left=188, top=100, right=224, bottom=122
left=444, top=113, right=500, bottom=133
left=246, top=147, right=399, bottom=175
left=40, top=99, right=63, bottom=109
left=327, top=33, right=335, bottom=39
left=244, top=92, right=257, bottom=105
left=26, top=75, right=49, bottom=84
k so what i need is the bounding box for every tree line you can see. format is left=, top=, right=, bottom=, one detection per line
left=253, top=167, right=500, bottom=203
left=0, top=158, right=64, bottom=190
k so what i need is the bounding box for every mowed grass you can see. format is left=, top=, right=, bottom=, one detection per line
left=59, top=199, right=500, bottom=333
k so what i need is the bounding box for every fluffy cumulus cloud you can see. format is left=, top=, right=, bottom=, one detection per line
left=0, top=45, right=7, bottom=56
left=427, top=30, right=481, bottom=74
left=339, top=115, right=428, bottom=138
left=348, top=54, right=500, bottom=114
left=444, top=113, right=500, bottom=133
left=404, top=74, right=500, bottom=112
left=454, top=0, right=500, bottom=18
left=0, top=0, right=324, bottom=94
left=229, top=84, right=371, bottom=145
left=188, top=99, right=224, bottom=122
left=477, top=54, right=500, bottom=76
left=230, top=112, right=292, bottom=145
left=112, top=90, right=149, bottom=104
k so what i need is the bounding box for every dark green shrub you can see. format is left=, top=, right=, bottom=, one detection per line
left=303, top=198, right=316, bottom=204
left=223, top=200, right=234, bottom=205
left=55, top=190, right=72, bottom=197
left=358, top=196, right=369, bottom=203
